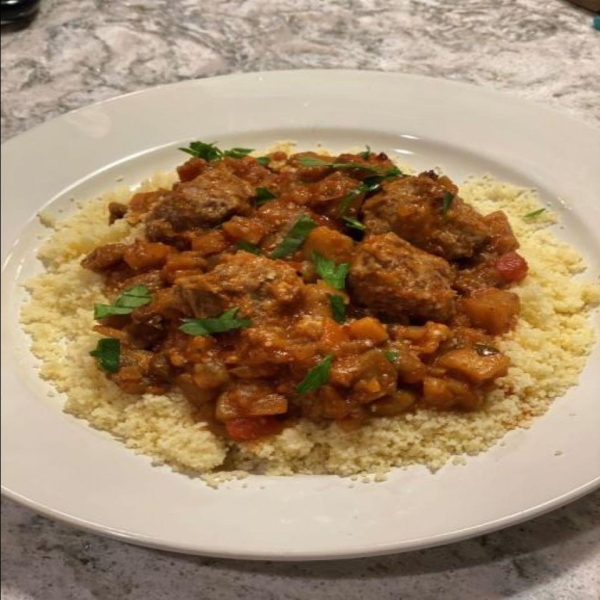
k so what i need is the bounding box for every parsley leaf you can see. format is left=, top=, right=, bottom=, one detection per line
left=296, top=354, right=334, bottom=394
left=359, top=145, right=371, bottom=159
left=523, top=208, right=546, bottom=218
left=223, top=147, right=254, bottom=159
left=179, top=142, right=254, bottom=161
left=90, top=338, right=121, bottom=373
left=441, top=191, right=455, bottom=216
left=179, top=141, right=223, bottom=161
left=313, top=252, right=349, bottom=290
left=256, top=156, right=271, bottom=167
left=328, top=295, right=346, bottom=323
left=254, top=187, right=277, bottom=205
left=179, top=308, right=252, bottom=336
left=342, top=216, right=366, bottom=231
left=269, top=215, right=316, bottom=259
left=94, top=285, right=152, bottom=319
left=336, top=179, right=389, bottom=217
left=297, top=156, right=402, bottom=178
left=384, top=350, right=399, bottom=363
left=337, top=185, right=366, bottom=217
left=236, top=240, right=262, bottom=255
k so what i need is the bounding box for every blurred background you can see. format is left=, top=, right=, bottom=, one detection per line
left=2, top=0, right=599, bottom=143
left=1, top=1, right=599, bottom=599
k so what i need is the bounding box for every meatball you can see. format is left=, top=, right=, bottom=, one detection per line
left=145, top=162, right=254, bottom=243
left=362, top=172, right=490, bottom=260
left=175, top=252, right=305, bottom=320
left=349, top=233, right=456, bottom=322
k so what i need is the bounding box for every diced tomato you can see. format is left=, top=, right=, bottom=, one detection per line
left=495, top=251, right=528, bottom=283
left=225, top=417, right=282, bottom=441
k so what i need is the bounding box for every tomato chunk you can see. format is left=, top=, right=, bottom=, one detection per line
left=495, top=251, right=528, bottom=283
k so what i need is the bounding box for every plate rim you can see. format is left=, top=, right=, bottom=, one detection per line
left=2, top=69, right=599, bottom=560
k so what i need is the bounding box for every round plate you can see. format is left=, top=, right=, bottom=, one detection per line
left=2, top=70, right=599, bottom=560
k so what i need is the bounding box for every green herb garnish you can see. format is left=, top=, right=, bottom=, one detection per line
left=256, top=156, right=271, bottom=167
left=179, top=308, right=252, bottom=336
left=384, top=350, right=399, bottom=363
left=223, top=147, right=254, bottom=159
left=94, top=285, right=152, bottom=319
left=441, top=191, right=455, bottom=216
left=523, top=208, right=546, bottom=219
left=336, top=178, right=390, bottom=217
left=328, top=295, right=346, bottom=323
left=342, top=216, right=366, bottom=231
left=254, top=187, right=277, bottom=205
left=359, top=145, right=371, bottom=159
left=179, top=141, right=222, bottom=161
left=179, top=141, right=254, bottom=161
left=296, top=354, right=334, bottom=394
left=313, top=252, right=349, bottom=290
left=90, top=338, right=121, bottom=373
left=236, top=240, right=262, bottom=255
left=297, top=156, right=402, bottom=178
left=269, top=215, right=316, bottom=259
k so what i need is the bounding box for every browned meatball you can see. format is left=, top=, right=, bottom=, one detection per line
left=175, top=252, right=305, bottom=320
left=362, top=172, right=490, bottom=260
left=349, top=233, right=456, bottom=322
left=145, top=162, right=254, bottom=243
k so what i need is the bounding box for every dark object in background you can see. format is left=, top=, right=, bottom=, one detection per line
left=1, top=0, right=40, bottom=26
left=568, top=0, right=600, bottom=11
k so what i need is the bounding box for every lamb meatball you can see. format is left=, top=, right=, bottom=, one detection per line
left=349, top=233, right=456, bottom=322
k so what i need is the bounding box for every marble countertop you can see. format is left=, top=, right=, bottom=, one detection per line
left=1, top=0, right=599, bottom=598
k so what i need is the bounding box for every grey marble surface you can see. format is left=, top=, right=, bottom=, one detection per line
left=2, top=0, right=600, bottom=598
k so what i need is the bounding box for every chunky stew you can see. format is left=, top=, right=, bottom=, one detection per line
left=83, top=144, right=528, bottom=441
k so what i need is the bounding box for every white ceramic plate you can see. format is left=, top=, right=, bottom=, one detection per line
left=2, top=71, right=599, bottom=561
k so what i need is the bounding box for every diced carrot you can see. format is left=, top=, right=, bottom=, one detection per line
left=222, top=216, right=267, bottom=244
left=347, top=317, right=388, bottom=344
left=458, top=288, right=520, bottom=334
left=190, top=231, right=230, bottom=256
left=435, top=348, right=510, bottom=383
left=320, top=318, right=349, bottom=350
left=302, top=226, right=354, bottom=263
left=123, top=242, right=174, bottom=270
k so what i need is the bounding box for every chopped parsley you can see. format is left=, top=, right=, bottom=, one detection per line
left=312, top=252, right=349, bottom=290
left=256, top=156, right=271, bottom=167
left=89, top=338, right=121, bottom=373
left=296, top=354, right=334, bottom=394
left=94, top=285, right=152, bottom=319
left=523, top=208, right=546, bottom=219
left=223, top=147, right=254, bottom=159
left=297, top=156, right=402, bottom=178
left=179, top=308, right=252, bottom=336
left=254, top=187, right=277, bottom=205
left=269, top=215, right=316, bottom=259
left=179, top=141, right=254, bottom=161
left=328, top=294, right=346, bottom=323
left=179, top=141, right=222, bottom=161
left=358, top=145, right=371, bottom=159
left=235, top=240, right=262, bottom=255
left=384, top=350, right=399, bottom=363
left=342, top=216, right=366, bottom=231
left=441, top=191, right=455, bottom=216
left=337, top=177, right=393, bottom=217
